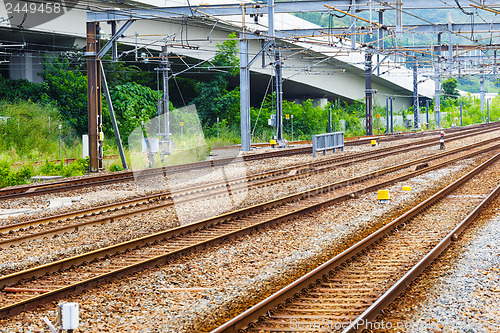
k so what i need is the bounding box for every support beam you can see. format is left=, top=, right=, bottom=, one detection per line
left=239, top=37, right=251, bottom=151
left=413, top=58, right=419, bottom=129
left=88, top=1, right=489, bottom=22
left=350, top=0, right=356, bottom=49
left=435, top=33, right=442, bottom=128
left=100, top=62, right=128, bottom=170
left=480, top=73, right=485, bottom=120
left=390, top=97, right=394, bottom=133
left=395, top=0, right=402, bottom=36
left=385, top=97, right=389, bottom=134
left=160, top=44, right=172, bottom=159
left=86, top=22, right=102, bottom=172
left=365, top=52, right=373, bottom=136
left=460, top=101, right=463, bottom=126
left=448, top=21, right=453, bottom=74
left=275, top=49, right=284, bottom=142
left=426, top=99, right=430, bottom=129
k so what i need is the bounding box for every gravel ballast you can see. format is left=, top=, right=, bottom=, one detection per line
left=0, top=151, right=496, bottom=332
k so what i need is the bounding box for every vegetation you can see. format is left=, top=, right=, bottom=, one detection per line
left=442, top=78, right=459, bottom=100
left=1, top=32, right=499, bottom=188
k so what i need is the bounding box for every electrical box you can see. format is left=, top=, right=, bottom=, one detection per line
left=82, top=135, right=89, bottom=159
left=59, top=302, right=79, bottom=330
left=142, top=138, right=160, bottom=153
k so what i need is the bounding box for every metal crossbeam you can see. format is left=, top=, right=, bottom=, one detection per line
left=277, top=23, right=500, bottom=38
left=87, top=0, right=491, bottom=22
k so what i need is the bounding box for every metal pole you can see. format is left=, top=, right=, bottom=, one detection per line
left=435, top=33, right=442, bottom=128
left=217, top=117, right=219, bottom=140
left=460, top=101, right=463, bottom=126
left=480, top=74, right=485, bottom=122
left=350, top=0, right=357, bottom=49
left=161, top=44, right=171, bottom=157
left=390, top=97, right=394, bottom=133
left=328, top=108, right=332, bottom=133
left=365, top=52, right=373, bottom=136
left=86, top=22, right=100, bottom=172
left=395, top=0, right=402, bottom=36
left=448, top=22, right=453, bottom=74
left=111, top=21, right=117, bottom=62
left=239, top=36, right=251, bottom=151
left=377, top=10, right=384, bottom=76
left=291, top=114, right=293, bottom=141
left=59, top=124, right=62, bottom=162
left=426, top=99, right=429, bottom=129
left=413, top=58, right=419, bottom=129
left=275, top=49, right=283, bottom=143
left=100, top=62, right=128, bottom=170
left=268, top=0, right=274, bottom=40
left=386, top=97, right=389, bottom=133
left=487, top=99, right=490, bottom=123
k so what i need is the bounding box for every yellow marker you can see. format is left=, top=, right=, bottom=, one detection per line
left=371, top=140, right=377, bottom=146
left=270, top=139, right=276, bottom=145
left=180, top=122, right=184, bottom=126
left=402, top=186, right=412, bottom=191
left=285, top=114, right=290, bottom=119
left=376, top=114, right=381, bottom=118
left=377, top=190, right=390, bottom=200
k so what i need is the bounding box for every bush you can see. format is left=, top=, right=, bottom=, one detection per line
left=0, top=162, right=33, bottom=187
left=109, top=163, right=124, bottom=172
left=39, top=158, right=87, bottom=177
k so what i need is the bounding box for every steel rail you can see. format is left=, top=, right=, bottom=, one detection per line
left=1, top=127, right=494, bottom=242
left=343, top=184, right=500, bottom=332
left=0, top=142, right=499, bottom=318
left=1, top=131, right=498, bottom=252
left=0, top=123, right=496, bottom=200
left=209, top=152, right=500, bottom=333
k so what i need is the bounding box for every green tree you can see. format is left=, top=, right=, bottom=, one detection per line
left=442, top=78, right=459, bottom=100
left=106, top=82, right=160, bottom=142
left=40, top=57, right=88, bottom=135
left=193, top=33, right=240, bottom=127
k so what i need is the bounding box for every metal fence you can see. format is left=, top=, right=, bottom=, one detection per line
left=312, top=132, right=344, bottom=157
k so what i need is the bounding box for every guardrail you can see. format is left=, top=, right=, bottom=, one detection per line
left=312, top=132, right=344, bottom=157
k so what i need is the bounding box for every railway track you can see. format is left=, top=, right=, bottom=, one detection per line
left=1, top=130, right=498, bottom=251
left=1, top=123, right=496, bottom=201
left=0, top=136, right=499, bottom=318
left=209, top=152, right=500, bottom=333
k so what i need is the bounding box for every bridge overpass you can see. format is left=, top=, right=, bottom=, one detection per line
left=0, top=0, right=433, bottom=111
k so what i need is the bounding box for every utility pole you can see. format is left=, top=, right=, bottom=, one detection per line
left=328, top=108, right=332, bottom=133
left=426, top=99, right=429, bottom=129
left=86, top=22, right=103, bottom=172
left=395, top=0, right=402, bottom=36
left=413, top=57, right=419, bottom=129
left=487, top=99, right=490, bottom=123
left=157, top=44, right=172, bottom=159
left=435, top=33, right=442, bottom=128
left=385, top=97, right=389, bottom=134
left=239, top=35, right=251, bottom=151
left=268, top=0, right=284, bottom=145
left=480, top=73, right=485, bottom=121
left=448, top=21, right=453, bottom=75
left=390, top=97, right=394, bottom=133
left=460, top=101, right=463, bottom=126
left=350, top=0, right=357, bottom=49
left=275, top=49, right=284, bottom=143
left=377, top=10, right=384, bottom=75
left=365, top=52, right=373, bottom=136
